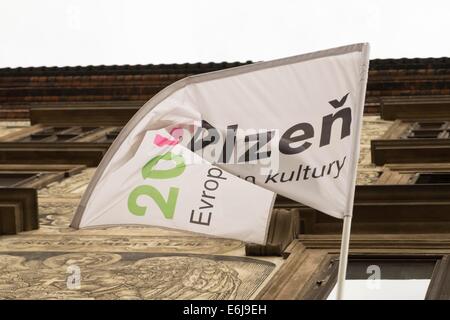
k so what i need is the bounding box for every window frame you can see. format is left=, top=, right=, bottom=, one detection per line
left=305, top=254, right=449, bottom=300
left=0, top=164, right=85, bottom=189
left=371, top=119, right=450, bottom=165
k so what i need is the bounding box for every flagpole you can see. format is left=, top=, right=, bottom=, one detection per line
left=335, top=43, right=369, bottom=301
left=336, top=215, right=352, bottom=300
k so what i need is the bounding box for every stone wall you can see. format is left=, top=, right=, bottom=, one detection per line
left=0, top=116, right=393, bottom=299
left=357, top=116, right=393, bottom=184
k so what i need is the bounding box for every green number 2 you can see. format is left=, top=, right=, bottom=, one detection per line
left=128, top=185, right=179, bottom=219
left=128, top=152, right=185, bottom=219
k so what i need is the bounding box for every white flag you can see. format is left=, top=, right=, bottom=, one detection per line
left=71, top=43, right=369, bottom=244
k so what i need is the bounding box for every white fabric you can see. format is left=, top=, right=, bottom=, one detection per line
left=74, top=43, right=369, bottom=244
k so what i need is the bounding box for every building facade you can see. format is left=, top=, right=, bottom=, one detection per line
left=0, top=58, right=449, bottom=299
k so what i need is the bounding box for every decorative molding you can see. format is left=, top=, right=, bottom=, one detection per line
left=381, top=99, right=450, bottom=120
left=30, top=107, right=138, bottom=126
left=276, top=184, right=450, bottom=235
left=245, top=209, right=299, bottom=256
left=0, top=142, right=108, bottom=166
left=371, top=138, right=450, bottom=165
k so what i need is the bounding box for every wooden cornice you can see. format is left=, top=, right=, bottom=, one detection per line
left=275, top=184, right=450, bottom=235
left=371, top=138, right=450, bottom=165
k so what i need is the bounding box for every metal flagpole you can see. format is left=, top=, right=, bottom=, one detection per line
left=335, top=43, right=370, bottom=300
left=336, top=215, right=352, bottom=300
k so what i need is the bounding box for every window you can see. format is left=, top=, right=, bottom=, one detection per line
left=307, top=255, right=450, bottom=300
left=327, top=258, right=435, bottom=300
left=414, top=122, right=447, bottom=130
left=405, top=121, right=450, bottom=139
left=19, top=126, right=103, bottom=142
left=0, top=124, right=121, bottom=144
left=0, top=188, right=38, bottom=235
left=94, top=127, right=122, bottom=143
left=0, top=165, right=84, bottom=235
left=371, top=120, right=450, bottom=165
left=413, top=172, right=450, bottom=184
left=0, top=165, right=85, bottom=189
left=0, top=172, right=38, bottom=187
left=0, top=125, right=121, bottom=166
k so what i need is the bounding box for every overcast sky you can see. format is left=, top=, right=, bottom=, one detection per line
left=1, top=0, right=450, bottom=68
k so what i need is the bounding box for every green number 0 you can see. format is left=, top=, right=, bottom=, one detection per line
left=128, top=152, right=185, bottom=219
left=141, top=152, right=185, bottom=179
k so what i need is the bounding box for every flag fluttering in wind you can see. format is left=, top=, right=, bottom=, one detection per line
left=71, top=43, right=369, bottom=245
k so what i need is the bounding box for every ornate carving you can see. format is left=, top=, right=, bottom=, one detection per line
left=0, top=252, right=274, bottom=300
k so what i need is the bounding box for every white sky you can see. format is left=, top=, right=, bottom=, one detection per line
left=1, top=0, right=450, bottom=68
